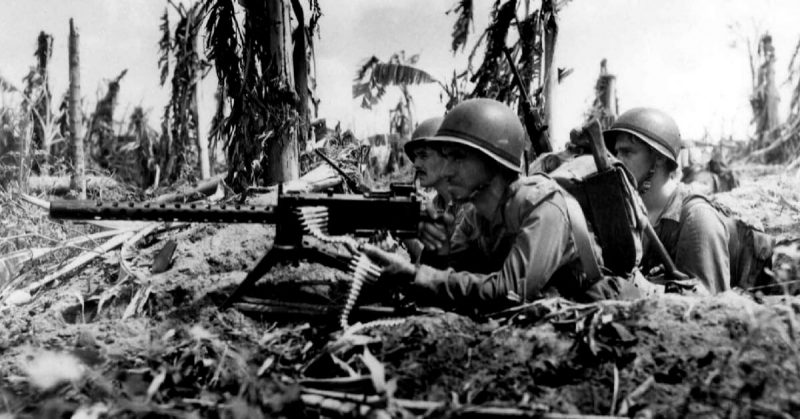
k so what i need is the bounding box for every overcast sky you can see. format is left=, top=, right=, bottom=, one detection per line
left=1, top=0, right=799, bottom=149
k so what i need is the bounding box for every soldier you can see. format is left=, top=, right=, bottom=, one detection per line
left=404, top=116, right=455, bottom=216
left=402, top=116, right=452, bottom=261
left=364, top=98, right=617, bottom=313
left=604, top=108, right=731, bottom=293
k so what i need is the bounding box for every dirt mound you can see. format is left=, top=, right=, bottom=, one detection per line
left=2, top=164, right=800, bottom=418
left=715, top=164, right=800, bottom=239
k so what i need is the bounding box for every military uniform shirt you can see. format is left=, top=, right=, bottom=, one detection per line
left=642, top=183, right=731, bottom=294
left=410, top=175, right=594, bottom=313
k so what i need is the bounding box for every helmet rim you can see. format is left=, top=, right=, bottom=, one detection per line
left=404, top=116, right=444, bottom=160
left=423, top=133, right=523, bottom=173
left=604, top=127, right=678, bottom=164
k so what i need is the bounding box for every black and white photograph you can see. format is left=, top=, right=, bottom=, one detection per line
left=1, top=1, right=800, bottom=417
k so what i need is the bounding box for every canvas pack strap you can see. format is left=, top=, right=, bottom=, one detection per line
left=563, top=193, right=603, bottom=283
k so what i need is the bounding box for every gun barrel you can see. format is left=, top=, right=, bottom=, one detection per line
left=50, top=200, right=277, bottom=224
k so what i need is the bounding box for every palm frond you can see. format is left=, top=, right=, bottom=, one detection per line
left=35, top=32, right=53, bottom=70
left=353, top=60, right=436, bottom=109
left=470, top=0, right=516, bottom=98
left=204, top=0, right=242, bottom=96
left=158, top=8, right=171, bottom=86
left=448, top=0, right=473, bottom=53
left=355, top=56, right=380, bottom=82
left=308, top=0, right=322, bottom=35
left=0, top=73, right=18, bottom=92
left=163, top=2, right=205, bottom=182
left=370, top=62, right=436, bottom=86
left=517, top=12, right=541, bottom=88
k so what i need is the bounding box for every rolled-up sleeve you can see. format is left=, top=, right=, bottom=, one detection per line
left=409, top=199, right=574, bottom=312
left=674, top=202, right=730, bottom=293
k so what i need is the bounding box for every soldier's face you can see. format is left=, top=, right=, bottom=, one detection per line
left=412, top=146, right=447, bottom=188
left=440, top=144, right=493, bottom=201
left=613, top=134, right=656, bottom=184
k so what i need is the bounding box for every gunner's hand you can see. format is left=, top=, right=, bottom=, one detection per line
left=418, top=205, right=454, bottom=254
left=361, top=244, right=417, bottom=284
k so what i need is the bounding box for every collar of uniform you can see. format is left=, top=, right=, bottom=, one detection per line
left=657, top=182, right=692, bottom=223
left=477, top=176, right=522, bottom=231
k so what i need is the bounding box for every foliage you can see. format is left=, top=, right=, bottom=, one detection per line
left=203, top=0, right=313, bottom=191
left=450, top=0, right=561, bottom=109
left=352, top=52, right=437, bottom=111
left=448, top=0, right=473, bottom=53
left=0, top=73, right=19, bottom=93
left=439, top=69, right=470, bottom=110
left=32, top=32, right=53, bottom=154
left=87, top=69, right=127, bottom=169
left=469, top=0, right=516, bottom=100
left=160, top=1, right=209, bottom=184
left=353, top=51, right=437, bottom=141
left=158, top=9, right=171, bottom=86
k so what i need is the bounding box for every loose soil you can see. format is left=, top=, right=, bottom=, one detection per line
left=1, top=164, right=800, bottom=418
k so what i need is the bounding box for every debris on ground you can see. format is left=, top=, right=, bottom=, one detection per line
left=1, top=164, right=800, bottom=418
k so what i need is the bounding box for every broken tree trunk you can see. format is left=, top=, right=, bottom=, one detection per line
left=17, top=120, right=32, bottom=194
left=27, top=175, right=119, bottom=194
left=265, top=0, right=300, bottom=185
left=189, top=8, right=210, bottom=181
left=68, top=18, right=86, bottom=199
left=291, top=0, right=310, bottom=155
left=542, top=0, right=559, bottom=135
left=591, top=59, right=618, bottom=129
left=34, top=31, right=53, bottom=158
left=751, top=33, right=781, bottom=152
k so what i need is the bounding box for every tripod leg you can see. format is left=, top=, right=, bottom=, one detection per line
left=221, top=246, right=291, bottom=309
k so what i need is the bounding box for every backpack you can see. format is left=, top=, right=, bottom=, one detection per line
left=545, top=154, right=647, bottom=277
left=678, top=194, right=776, bottom=292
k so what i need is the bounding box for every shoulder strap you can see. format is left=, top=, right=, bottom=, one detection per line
left=681, top=192, right=734, bottom=218
left=563, top=193, right=603, bottom=283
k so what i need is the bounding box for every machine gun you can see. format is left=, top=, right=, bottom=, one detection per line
left=49, top=183, right=428, bottom=324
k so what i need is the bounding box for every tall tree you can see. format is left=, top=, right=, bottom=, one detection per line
left=32, top=31, right=53, bottom=155
left=203, top=0, right=320, bottom=191
left=159, top=3, right=209, bottom=182
left=448, top=0, right=569, bottom=156
left=68, top=18, right=86, bottom=199
left=87, top=69, right=126, bottom=169
left=587, top=58, right=618, bottom=129
left=265, top=0, right=299, bottom=183
left=750, top=33, right=780, bottom=149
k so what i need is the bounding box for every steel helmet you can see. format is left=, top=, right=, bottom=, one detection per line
left=426, top=98, right=525, bottom=173
left=403, top=116, right=444, bottom=159
left=604, top=107, right=682, bottom=166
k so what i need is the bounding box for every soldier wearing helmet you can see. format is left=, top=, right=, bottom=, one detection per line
left=404, top=116, right=454, bottom=212
left=402, top=116, right=462, bottom=261
left=363, top=98, right=615, bottom=313
left=605, top=107, right=731, bottom=293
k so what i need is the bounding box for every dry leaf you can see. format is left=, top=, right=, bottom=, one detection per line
left=146, top=368, right=167, bottom=401
left=70, top=403, right=109, bottom=419
left=5, top=289, right=32, bottom=306
left=257, top=356, right=275, bottom=376
left=0, top=250, right=26, bottom=287
left=360, top=347, right=387, bottom=394
left=18, top=347, right=85, bottom=390
left=189, top=324, right=216, bottom=341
